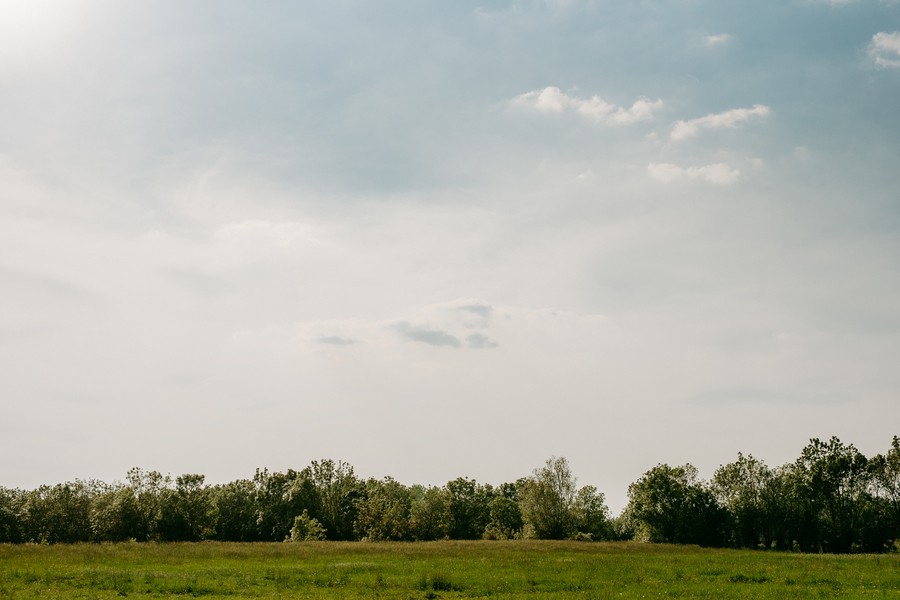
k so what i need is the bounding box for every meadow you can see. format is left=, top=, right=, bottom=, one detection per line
left=1, top=541, right=898, bottom=599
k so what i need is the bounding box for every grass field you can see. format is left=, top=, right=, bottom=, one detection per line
left=1, top=541, right=898, bottom=598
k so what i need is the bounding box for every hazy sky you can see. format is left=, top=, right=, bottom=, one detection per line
left=2, top=0, right=899, bottom=513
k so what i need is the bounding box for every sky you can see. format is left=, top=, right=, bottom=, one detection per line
left=1, top=0, right=899, bottom=514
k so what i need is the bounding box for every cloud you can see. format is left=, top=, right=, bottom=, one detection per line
left=466, top=333, right=499, bottom=349
left=704, top=33, right=733, bottom=47
left=670, top=105, right=771, bottom=141
left=457, top=303, right=493, bottom=319
left=394, top=322, right=462, bottom=348
left=870, top=31, right=900, bottom=68
left=512, top=86, right=663, bottom=125
left=647, top=162, right=740, bottom=185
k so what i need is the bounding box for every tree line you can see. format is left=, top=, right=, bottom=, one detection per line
left=0, top=436, right=897, bottom=553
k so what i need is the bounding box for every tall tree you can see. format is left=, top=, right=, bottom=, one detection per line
left=309, top=459, right=362, bottom=540
left=520, top=456, right=578, bottom=539
left=794, top=437, right=872, bottom=552
left=712, top=453, right=773, bottom=548
left=626, top=463, right=724, bottom=546
left=159, top=474, right=217, bottom=541
left=869, top=436, right=900, bottom=543
left=353, top=477, right=413, bottom=541
left=409, top=485, right=450, bottom=541
left=484, top=481, right=524, bottom=540
left=21, top=481, right=95, bottom=544
left=125, top=468, right=170, bottom=541
left=210, top=479, right=257, bottom=541
left=0, top=487, right=24, bottom=543
left=571, top=485, right=611, bottom=540
left=445, top=477, right=493, bottom=540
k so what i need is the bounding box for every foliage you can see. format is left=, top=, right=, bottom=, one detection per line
left=483, top=482, right=524, bottom=539
left=309, top=459, right=362, bottom=541
left=0, top=437, right=897, bottom=552
left=626, top=463, right=725, bottom=546
left=409, top=485, right=451, bottom=541
left=158, top=474, right=217, bottom=541
left=289, top=509, right=326, bottom=541
left=519, top=456, right=578, bottom=539
left=445, top=477, right=493, bottom=540
left=210, top=479, right=256, bottom=541
left=353, top=477, right=413, bottom=541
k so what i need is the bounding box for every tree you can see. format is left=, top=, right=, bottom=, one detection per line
left=519, top=456, right=578, bottom=539
left=159, top=474, right=217, bottom=541
left=626, top=463, right=724, bottom=546
left=712, top=453, right=773, bottom=548
left=210, top=479, right=257, bottom=541
left=125, top=468, right=170, bottom=541
left=290, top=509, right=326, bottom=541
left=252, top=468, right=318, bottom=541
left=353, top=477, right=413, bottom=541
left=309, top=460, right=362, bottom=540
left=409, top=485, right=451, bottom=541
left=21, top=481, right=95, bottom=544
left=869, top=436, right=900, bottom=545
left=794, top=437, right=873, bottom=552
left=90, top=483, right=140, bottom=542
left=444, top=477, right=493, bottom=540
left=571, top=485, right=611, bottom=540
left=0, top=487, right=24, bottom=543
left=483, top=481, right=524, bottom=540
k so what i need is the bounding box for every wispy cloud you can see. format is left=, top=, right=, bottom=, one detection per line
left=466, top=333, right=499, bottom=349
left=704, top=33, right=733, bottom=47
left=394, top=322, right=462, bottom=348
left=647, top=162, right=740, bottom=185
left=512, top=86, right=662, bottom=125
left=670, top=105, right=771, bottom=141
left=870, top=31, right=900, bottom=68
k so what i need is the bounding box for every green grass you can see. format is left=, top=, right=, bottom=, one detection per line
left=1, top=541, right=898, bottom=598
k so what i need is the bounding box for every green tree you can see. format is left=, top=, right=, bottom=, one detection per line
left=571, top=485, right=611, bottom=540
left=626, top=463, right=724, bottom=546
left=483, top=482, right=524, bottom=539
left=712, top=453, right=773, bottom=548
left=252, top=468, right=319, bottom=541
left=445, top=477, right=494, bottom=540
left=210, top=479, right=257, bottom=541
left=869, top=436, right=900, bottom=545
left=309, top=460, right=362, bottom=540
left=353, top=477, right=413, bottom=541
left=90, top=483, right=140, bottom=541
left=21, top=481, right=96, bottom=544
left=520, top=456, right=578, bottom=539
left=159, top=474, right=217, bottom=541
left=794, top=437, right=872, bottom=552
left=0, top=487, right=24, bottom=543
left=409, top=485, right=451, bottom=541
left=289, top=509, right=326, bottom=541
left=125, top=468, right=170, bottom=541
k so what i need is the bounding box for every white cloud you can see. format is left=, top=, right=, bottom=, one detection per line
left=704, top=33, right=733, bottom=47
left=512, top=86, right=663, bottom=125
left=647, top=162, right=740, bottom=185
left=870, top=31, right=900, bottom=68
left=670, top=104, right=771, bottom=141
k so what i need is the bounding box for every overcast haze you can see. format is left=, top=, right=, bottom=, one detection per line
left=2, top=0, right=899, bottom=513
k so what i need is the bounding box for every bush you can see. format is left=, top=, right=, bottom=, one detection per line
left=289, top=509, right=326, bottom=541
